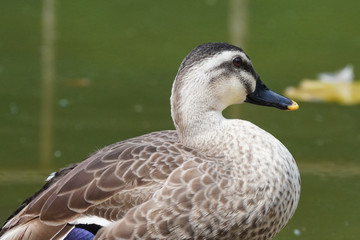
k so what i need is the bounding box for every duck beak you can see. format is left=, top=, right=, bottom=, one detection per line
left=245, top=76, right=299, bottom=111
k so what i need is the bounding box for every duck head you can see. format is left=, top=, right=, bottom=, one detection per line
left=170, top=42, right=298, bottom=139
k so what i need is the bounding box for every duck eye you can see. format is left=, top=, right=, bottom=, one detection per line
left=233, top=57, right=242, bottom=67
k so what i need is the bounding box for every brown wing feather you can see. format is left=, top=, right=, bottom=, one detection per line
left=1, top=130, right=203, bottom=239
left=94, top=158, right=227, bottom=239
left=0, top=218, right=71, bottom=240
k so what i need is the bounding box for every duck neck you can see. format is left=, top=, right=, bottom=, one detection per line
left=170, top=72, right=228, bottom=147
left=171, top=101, right=226, bottom=147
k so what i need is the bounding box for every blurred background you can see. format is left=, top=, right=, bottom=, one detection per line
left=1, top=0, right=360, bottom=239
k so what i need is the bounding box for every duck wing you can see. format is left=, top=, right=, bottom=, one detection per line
left=0, top=130, right=203, bottom=239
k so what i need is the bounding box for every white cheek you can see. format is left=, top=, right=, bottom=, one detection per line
left=226, top=82, right=247, bottom=104
left=214, top=77, right=247, bottom=107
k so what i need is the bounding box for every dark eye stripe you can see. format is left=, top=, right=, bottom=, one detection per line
left=211, top=55, right=257, bottom=82
left=241, top=61, right=257, bottom=78
left=242, top=80, right=253, bottom=95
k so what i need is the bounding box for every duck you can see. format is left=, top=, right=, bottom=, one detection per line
left=0, top=42, right=300, bottom=240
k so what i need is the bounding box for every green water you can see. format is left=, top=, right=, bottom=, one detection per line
left=1, top=0, right=360, bottom=239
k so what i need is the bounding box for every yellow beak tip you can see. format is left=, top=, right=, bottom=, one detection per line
left=287, top=100, right=299, bottom=111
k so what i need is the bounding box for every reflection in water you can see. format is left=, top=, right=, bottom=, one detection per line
left=299, top=162, right=360, bottom=177
left=39, top=0, right=57, bottom=169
